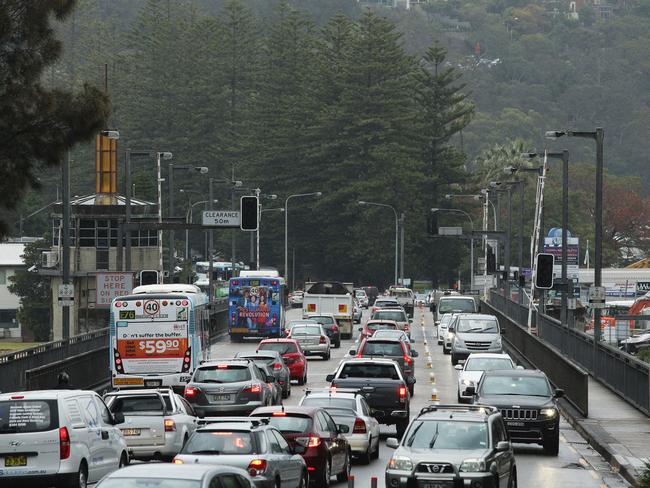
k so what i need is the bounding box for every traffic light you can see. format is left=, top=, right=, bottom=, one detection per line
left=240, top=196, right=259, bottom=231
left=140, top=270, right=159, bottom=286
left=534, top=253, right=554, bottom=289
left=487, top=248, right=496, bottom=273
left=427, top=213, right=438, bottom=236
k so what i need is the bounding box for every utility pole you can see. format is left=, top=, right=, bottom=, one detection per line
left=61, top=149, right=71, bottom=339
left=400, top=213, right=405, bottom=285
left=208, top=178, right=214, bottom=304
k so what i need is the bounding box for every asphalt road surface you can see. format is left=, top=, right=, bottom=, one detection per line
left=207, top=306, right=629, bottom=488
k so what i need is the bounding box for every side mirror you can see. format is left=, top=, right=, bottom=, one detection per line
left=349, top=349, right=356, bottom=356
left=516, top=365, right=524, bottom=370
left=489, top=462, right=499, bottom=475
left=409, top=319, right=413, bottom=323
left=411, top=350, right=419, bottom=358
left=326, top=374, right=335, bottom=382
left=386, top=437, right=400, bottom=449
left=407, top=377, right=416, bottom=385
left=112, top=412, right=125, bottom=425
left=337, top=424, right=350, bottom=434
left=454, top=364, right=463, bottom=371
left=496, top=440, right=511, bottom=452
left=465, top=385, right=476, bottom=396
left=554, top=388, right=565, bottom=399
left=358, top=327, right=363, bottom=332
left=501, top=328, right=506, bottom=335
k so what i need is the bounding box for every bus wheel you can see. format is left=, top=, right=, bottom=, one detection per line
left=230, top=334, right=240, bottom=343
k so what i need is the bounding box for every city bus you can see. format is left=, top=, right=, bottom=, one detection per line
left=228, top=274, right=286, bottom=341
left=110, top=284, right=210, bottom=391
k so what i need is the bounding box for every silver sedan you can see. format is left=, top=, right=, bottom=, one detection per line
left=289, top=324, right=331, bottom=360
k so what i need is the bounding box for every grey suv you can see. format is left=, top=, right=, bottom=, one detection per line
left=183, top=359, right=276, bottom=417
left=449, top=314, right=503, bottom=366
left=235, top=350, right=292, bottom=398
left=385, top=404, right=517, bottom=488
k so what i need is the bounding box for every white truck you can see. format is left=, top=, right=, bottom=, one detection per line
left=302, top=281, right=354, bottom=339
left=388, top=286, right=415, bottom=317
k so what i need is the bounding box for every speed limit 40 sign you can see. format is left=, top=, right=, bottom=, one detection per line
left=143, top=300, right=160, bottom=315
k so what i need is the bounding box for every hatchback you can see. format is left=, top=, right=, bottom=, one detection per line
left=305, top=314, right=341, bottom=348
left=235, top=350, right=292, bottom=398
left=258, top=339, right=308, bottom=385
left=357, top=319, right=398, bottom=341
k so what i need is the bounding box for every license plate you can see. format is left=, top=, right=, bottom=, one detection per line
left=114, top=377, right=144, bottom=386
left=507, top=421, right=525, bottom=427
left=4, top=455, right=27, bottom=467
left=122, top=428, right=141, bottom=436
left=419, top=481, right=453, bottom=488
left=212, top=394, right=230, bottom=401
left=144, top=379, right=162, bottom=387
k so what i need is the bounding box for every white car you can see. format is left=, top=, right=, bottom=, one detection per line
left=103, top=388, right=198, bottom=461
left=354, top=290, right=369, bottom=308
left=454, top=353, right=519, bottom=403
left=0, top=389, right=128, bottom=488
left=437, top=313, right=456, bottom=346
left=289, top=323, right=331, bottom=359
left=299, top=389, right=381, bottom=463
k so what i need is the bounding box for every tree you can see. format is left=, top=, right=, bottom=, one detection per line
left=0, top=0, right=110, bottom=236
left=8, top=239, right=52, bottom=341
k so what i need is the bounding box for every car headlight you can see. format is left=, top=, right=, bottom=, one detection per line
left=494, top=336, right=502, bottom=345
left=540, top=407, right=558, bottom=418
left=388, top=456, right=413, bottom=471
left=460, top=458, right=487, bottom=472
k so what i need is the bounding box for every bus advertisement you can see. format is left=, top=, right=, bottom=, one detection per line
left=110, top=284, right=210, bottom=390
left=228, top=276, right=286, bottom=340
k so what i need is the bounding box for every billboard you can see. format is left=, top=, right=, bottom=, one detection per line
left=543, top=236, right=579, bottom=279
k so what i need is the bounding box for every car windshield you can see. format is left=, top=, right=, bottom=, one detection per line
left=255, top=414, right=312, bottom=433
left=481, top=375, right=551, bottom=397
left=301, top=397, right=357, bottom=410
left=339, top=363, right=400, bottom=379
left=391, top=290, right=412, bottom=298
left=456, top=318, right=499, bottom=333
left=372, top=330, right=407, bottom=340
left=107, top=395, right=172, bottom=415
left=355, top=291, right=367, bottom=297
left=465, top=358, right=514, bottom=372
left=438, top=299, right=475, bottom=313
left=259, top=342, right=298, bottom=354
left=405, top=420, right=488, bottom=450
left=292, top=326, right=321, bottom=335
left=194, top=365, right=251, bottom=383
left=311, top=317, right=335, bottom=325
left=288, top=320, right=316, bottom=327
left=182, top=431, right=257, bottom=455
left=372, top=311, right=406, bottom=322
left=367, top=322, right=397, bottom=332
left=440, top=315, right=454, bottom=327
left=362, top=341, right=403, bottom=356
left=98, top=480, right=200, bottom=488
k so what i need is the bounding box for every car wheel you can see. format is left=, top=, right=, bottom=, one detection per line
left=335, top=339, right=341, bottom=349
left=297, top=375, right=304, bottom=386
left=298, top=471, right=307, bottom=488
left=372, top=437, right=380, bottom=460
left=543, top=433, right=560, bottom=456
left=318, top=457, right=331, bottom=487
left=68, top=461, right=88, bottom=488
left=119, top=452, right=128, bottom=468
left=408, top=385, right=414, bottom=396
left=359, top=438, right=371, bottom=465
left=337, top=450, right=351, bottom=482
left=508, top=467, right=517, bottom=488
left=443, top=345, right=450, bottom=355
left=451, top=354, right=459, bottom=366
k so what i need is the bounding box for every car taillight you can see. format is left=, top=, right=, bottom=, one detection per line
left=243, top=384, right=261, bottom=395
left=248, top=459, right=267, bottom=476
left=173, top=458, right=183, bottom=464
left=184, top=386, right=199, bottom=398
left=59, top=427, right=70, bottom=459
left=353, top=418, right=367, bottom=434
left=273, top=362, right=282, bottom=370
left=399, top=386, right=407, bottom=402
left=164, top=419, right=176, bottom=432
left=331, top=324, right=338, bottom=332
left=404, top=354, right=412, bottom=367
left=295, top=436, right=321, bottom=448
left=319, top=336, right=327, bottom=344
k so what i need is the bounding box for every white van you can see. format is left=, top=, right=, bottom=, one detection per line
left=0, top=390, right=128, bottom=488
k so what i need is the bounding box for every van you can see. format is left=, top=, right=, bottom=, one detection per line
left=448, top=314, right=503, bottom=365
left=0, top=390, right=128, bottom=487
left=435, top=295, right=478, bottom=324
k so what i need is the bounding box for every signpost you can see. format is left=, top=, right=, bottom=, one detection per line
left=588, top=286, right=606, bottom=309
left=202, top=210, right=241, bottom=227
left=97, top=273, right=134, bottom=308
left=58, top=284, right=74, bottom=307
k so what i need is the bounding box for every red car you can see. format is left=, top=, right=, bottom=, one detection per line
left=257, top=338, right=308, bottom=385
left=358, top=319, right=399, bottom=342
left=250, top=406, right=351, bottom=487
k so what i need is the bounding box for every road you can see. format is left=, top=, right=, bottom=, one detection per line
left=208, top=305, right=629, bottom=488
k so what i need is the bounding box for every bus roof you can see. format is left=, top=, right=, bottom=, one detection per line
left=132, top=284, right=203, bottom=294
left=238, top=270, right=281, bottom=278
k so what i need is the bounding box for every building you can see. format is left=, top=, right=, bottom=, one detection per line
left=0, top=241, right=29, bottom=339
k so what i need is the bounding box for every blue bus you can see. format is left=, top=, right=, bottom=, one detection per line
left=228, top=271, right=286, bottom=341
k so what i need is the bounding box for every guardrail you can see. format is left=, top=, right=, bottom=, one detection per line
left=489, top=290, right=650, bottom=416
left=0, top=298, right=229, bottom=393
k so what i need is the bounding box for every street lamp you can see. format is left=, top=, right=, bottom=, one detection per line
left=546, top=128, right=604, bottom=365
left=431, top=208, right=475, bottom=290
left=358, top=201, right=399, bottom=286
left=285, top=192, right=322, bottom=288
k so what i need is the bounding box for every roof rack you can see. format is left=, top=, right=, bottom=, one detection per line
left=418, top=404, right=499, bottom=416
left=304, top=387, right=366, bottom=397
left=197, top=417, right=270, bottom=427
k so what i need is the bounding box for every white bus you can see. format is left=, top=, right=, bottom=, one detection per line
left=110, top=284, right=210, bottom=391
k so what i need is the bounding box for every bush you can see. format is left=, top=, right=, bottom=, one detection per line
left=639, top=460, right=650, bottom=488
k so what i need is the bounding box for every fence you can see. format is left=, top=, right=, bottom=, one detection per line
left=0, top=298, right=229, bottom=393
left=489, top=289, right=650, bottom=416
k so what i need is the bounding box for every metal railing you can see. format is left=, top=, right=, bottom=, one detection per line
left=489, top=290, right=650, bottom=416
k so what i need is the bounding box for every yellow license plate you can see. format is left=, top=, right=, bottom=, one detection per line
left=114, top=377, right=144, bottom=386
left=122, top=428, right=141, bottom=436
left=5, top=455, right=27, bottom=467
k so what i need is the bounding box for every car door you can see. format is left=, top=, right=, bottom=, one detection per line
left=178, top=396, right=198, bottom=438
left=491, top=418, right=511, bottom=488
left=318, top=412, right=344, bottom=473
left=271, top=430, right=301, bottom=487
left=359, top=397, right=380, bottom=445
left=77, top=394, right=105, bottom=481
left=93, top=395, right=121, bottom=476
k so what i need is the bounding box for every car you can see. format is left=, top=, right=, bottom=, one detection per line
left=257, top=362, right=283, bottom=405
left=448, top=314, right=503, bottom=365
left=250, top=406, right=351, bottom=487
left=370, top=297, right=401, bottom=314
left=371, top=329, right=413, bottom=344
left=370, top=308, right=412, bottom=338
left=103, top=388, right=198, bottom=461
left=354, top=289, right=369, bottom=308
left=0, top=389, right=128, bottom=488
left=95, top=463, right=257, bottom=488
left=437, top=313, right=456, bottom=346
left=326, top=358, right=412, bottom=438
left=305, top=314, right=341, bottom=348
left=414, top=293, right=427, bottom=306
left=362, top=286, right=379, bottom=306
left=435, top=295, right=478, bottom=324
left=385, top=404, right=517, bottom=488
left=288, top=324, right=331, bottom=360
left=299, top=389, right=380, bottom=464
left=183, top=359, right=277, bottom=417
left=173, top=417, right=307, bottom=488
left=388, top=286, right=415, bottom=317
left=353, top=300, right=362, bottom=324
left=258, top=338, right=308, bottom=386
left=285, top=319, right=318, bottom=337
left=350, top=337, right=418, bottom=395
left=357, top=319, right=399, bottom=342
left=468, top=369, right=564, bottom=455
left=289, top=291, right=304, bottom=308
left=235, top=350, right=292, bottom=399
left=454, top=353, right=517, bottom=403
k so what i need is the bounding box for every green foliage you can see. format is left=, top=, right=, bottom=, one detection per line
left=8, top=239, right=52, bottom=341
left=637, top=348, right=650, bottom=364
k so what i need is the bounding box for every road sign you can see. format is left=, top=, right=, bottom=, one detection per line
left=637, top=281, right=650, bottom=294
left=96, top=273, right=134, bottom=308
left=438, top=226, right=463, bottom=236
left=58, top=283, right=74, bottom=307
left=202, top=210, right=241, bottom=227
left=588, top=286, right=606, bottom=308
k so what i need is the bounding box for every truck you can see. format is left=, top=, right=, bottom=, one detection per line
left=388, top=286, right=415, bottom=317
left=302, top=281, right=354, bottom=339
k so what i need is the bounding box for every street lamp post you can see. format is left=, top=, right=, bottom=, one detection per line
left=156, top=152, right=173, bottom=280
left=285, top=192, right=322, bottom=288
left=358, top=201, right=399, bottom=286
left=431, top=208, right=475, bottom=290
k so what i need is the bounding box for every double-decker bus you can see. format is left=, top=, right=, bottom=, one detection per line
left=228, top=272, right=286, bottom=341
left=110, top=284, right=210, bottom=391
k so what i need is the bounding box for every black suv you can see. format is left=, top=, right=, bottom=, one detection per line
left=385, top=404, right=516, bottom=488
left=467, top=369, right=564, bottom=455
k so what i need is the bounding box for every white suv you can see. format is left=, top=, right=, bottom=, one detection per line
left=0, top=389, right=128, bottom=488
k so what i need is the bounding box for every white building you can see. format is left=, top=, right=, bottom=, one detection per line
left=0, top=241, right=28, bottom=339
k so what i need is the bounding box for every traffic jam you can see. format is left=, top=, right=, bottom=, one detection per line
left=0, top=279, right=607, bottom=488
